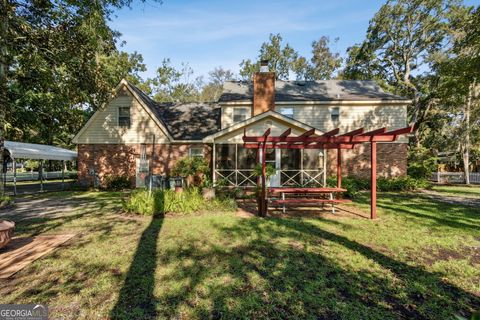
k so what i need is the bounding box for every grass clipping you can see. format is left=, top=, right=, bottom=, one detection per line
left=123, top=188, right=236, bottom=216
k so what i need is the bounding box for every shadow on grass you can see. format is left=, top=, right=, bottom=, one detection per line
left=147, top=216, right=479, bottom=319
left=354, top=192, right=480, bottom=232
left=110, top=217, right=164, bottom=320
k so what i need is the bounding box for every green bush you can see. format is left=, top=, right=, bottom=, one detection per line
left=171, top=157, right=210, bottom=186
left=123, top=189, right=164, bottom=216
left=123, top=188, right=237, bottom=216
left=0, top=195, right=13, bottom=208
left=408, top=147, right=437, bottom=179
left=104, top=175, right=132, bottom=191
left=327, top=176, right=431, bottom=198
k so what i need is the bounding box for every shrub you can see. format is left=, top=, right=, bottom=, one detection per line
left=408, top=146, right=437, bottom=179
left=171, top=157, right=210, bottom=186
left=123, top=188, right=237, bottom=216
left=104, top=175, right=132, bottom=191
left=253, top=163, right=276, bottom=178
left=327, top=176, right=431, bottom=198
left=0, top=195, right=13, bottom=209
left=123, top=189, right=164, bottom=216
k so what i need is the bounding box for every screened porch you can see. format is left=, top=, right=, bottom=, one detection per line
left=212, top=144, right=326, bottom=187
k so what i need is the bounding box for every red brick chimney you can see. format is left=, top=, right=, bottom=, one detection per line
left=253, top=60, right=275, bottom=116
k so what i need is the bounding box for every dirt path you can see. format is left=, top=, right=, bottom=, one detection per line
left=418, top=189, right=480, bottom=207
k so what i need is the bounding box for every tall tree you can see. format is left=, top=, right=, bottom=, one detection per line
left=0, top=0, right=157, bottom=194
left=434, top=5, right=479, bottom=184
left=343, top=0, right=458, bottom=145
left=306, top=36, right=343, bottom=80
left=239, top=33, right=303, bottom=80
left=200, top=67, right=236, bottom=102
left=148, top=59, right=202, bottom=103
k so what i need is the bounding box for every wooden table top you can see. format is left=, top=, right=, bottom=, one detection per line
left=268, top=187, right=347, bottom=194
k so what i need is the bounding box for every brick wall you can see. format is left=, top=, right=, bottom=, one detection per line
left=77, top=143, right=211, bottom=187
left=326, top=143, right=407, bottom=178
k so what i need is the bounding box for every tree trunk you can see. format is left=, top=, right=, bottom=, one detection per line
left=463, top=81, right=474, bottom=185
left=0, top=0, right=9, bottom=196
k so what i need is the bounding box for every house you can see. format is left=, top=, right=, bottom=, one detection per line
left=73, top=65, right=411, bottom=188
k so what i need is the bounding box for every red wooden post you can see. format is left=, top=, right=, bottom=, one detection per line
left=370, top=142, right=377, bottom=219
left=337, top=148, right=342, bottom=188
left=261, top=142, right=267, bottom=216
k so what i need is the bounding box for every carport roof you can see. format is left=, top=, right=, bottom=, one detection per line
left=4, top=141, right=77, bottom=161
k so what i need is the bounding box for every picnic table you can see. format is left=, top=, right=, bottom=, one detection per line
left=268, top=187, right=351, bottom=213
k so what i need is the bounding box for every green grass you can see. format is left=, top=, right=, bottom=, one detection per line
left=431, top=185, right=480, bottom=198
left=0, top=191, right=479, bottom=319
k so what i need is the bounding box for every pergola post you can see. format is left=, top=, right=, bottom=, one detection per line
left=260, top=141, right=267, bottom=217
left=13, top=158, right=17, bottom=196
left=337, top=148, right=342, bottom=188
left=370, top=142, right=377, bottom=219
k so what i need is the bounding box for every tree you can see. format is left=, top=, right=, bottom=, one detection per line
left=148, top=59, right=202, bottom=103
left=434, top=5, right=479, bottom=184
left=200, top=67, right=236, bottom=102
left=306, top=36, right=343, bottom=80
left=239, top=33, right=303, bottom=80
left=0, top=0, right=158, bottom=195
left=343, top=0, right=457, bottom=146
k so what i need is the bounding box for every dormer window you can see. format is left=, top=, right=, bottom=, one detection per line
left=279, top=107, right=294, bottom=118
left=118, top=106, right=131, bottom=128
left=331, top=107, right=340, bottom=122
left=233, top=107, right=249, bottom=123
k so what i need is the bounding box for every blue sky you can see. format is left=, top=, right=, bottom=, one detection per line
left=109, top=0, right=479, bottom=80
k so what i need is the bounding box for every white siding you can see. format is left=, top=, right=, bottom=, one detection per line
left=221, top=105, right=252, bottom=129
left=222, top=103, right=407, bottom=132
left=75, top=90, right=169, bottom=144
left=215, top=116, right=308, bottom=143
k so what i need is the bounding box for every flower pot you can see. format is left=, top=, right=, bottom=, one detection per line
left=202, top=188, right=215, bottom=200
left=0, top=220, right=15, bottom=249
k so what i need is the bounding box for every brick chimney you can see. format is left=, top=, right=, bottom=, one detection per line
left=253, top=60, right=275, bottom=116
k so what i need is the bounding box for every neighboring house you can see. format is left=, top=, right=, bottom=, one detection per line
left=73, top=68, right=410, bottom=188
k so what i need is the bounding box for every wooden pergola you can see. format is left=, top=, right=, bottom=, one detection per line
left=242, top=125, right=415, bottom=218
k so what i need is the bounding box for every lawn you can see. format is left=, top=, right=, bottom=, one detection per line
left=0, top=190, right=479, bottom=319
left=431, top=184, right=480, bottom=198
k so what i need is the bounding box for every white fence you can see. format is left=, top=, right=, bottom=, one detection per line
left=431, top=172, right=480, bottom=184
left=3, top=171, right=77, bottom=182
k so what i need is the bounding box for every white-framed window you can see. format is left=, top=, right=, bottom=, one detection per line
left=118, top=106, right=131, bottom=128
left=233, top=107, right=249, bottom=123
left=331, top=107, right=340, bottom=122
left=279, top=107, right=294, bottom=118
left=189, top=146, right=204, bottom=158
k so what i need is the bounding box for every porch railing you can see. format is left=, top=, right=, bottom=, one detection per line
left=215, top=169, right=325, bottom=187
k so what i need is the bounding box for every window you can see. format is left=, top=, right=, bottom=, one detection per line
left=189, top=146, right=204, bottom=158
left=331, top=107, right=340, bottom=122
left=118, top=106, right=131, bottom=127
left=280, top=107, right=294, bottom=118
left=233, top=107, right=249, bottom=123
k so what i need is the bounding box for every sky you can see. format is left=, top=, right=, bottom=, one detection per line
left=109, top=0, right=479, bottom=81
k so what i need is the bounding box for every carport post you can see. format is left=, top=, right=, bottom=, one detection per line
left=39, top=160, right=44, bottom=192
left=13, top=158, right=17, bottom=195
left=370, top=142, right=377, bottom=219
left=61, top=160, right=65, bottom=190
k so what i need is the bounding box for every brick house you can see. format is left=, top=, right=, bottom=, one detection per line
left=73, top=68, right=410, bottom=188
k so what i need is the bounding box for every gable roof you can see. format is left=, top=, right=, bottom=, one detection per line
left=219, top=80, right=408, bottom=103
left=127, top=81, right=220, bottom=140
left=203, top=110, right=321, bottom=143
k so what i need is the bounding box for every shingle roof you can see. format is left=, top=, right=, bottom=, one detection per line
left=127, top=82, right=221, bottom=140
left=219, top=80, right=408, bottom=103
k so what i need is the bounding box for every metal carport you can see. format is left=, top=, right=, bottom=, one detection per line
left=3, top=141, right=77, bottom=195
